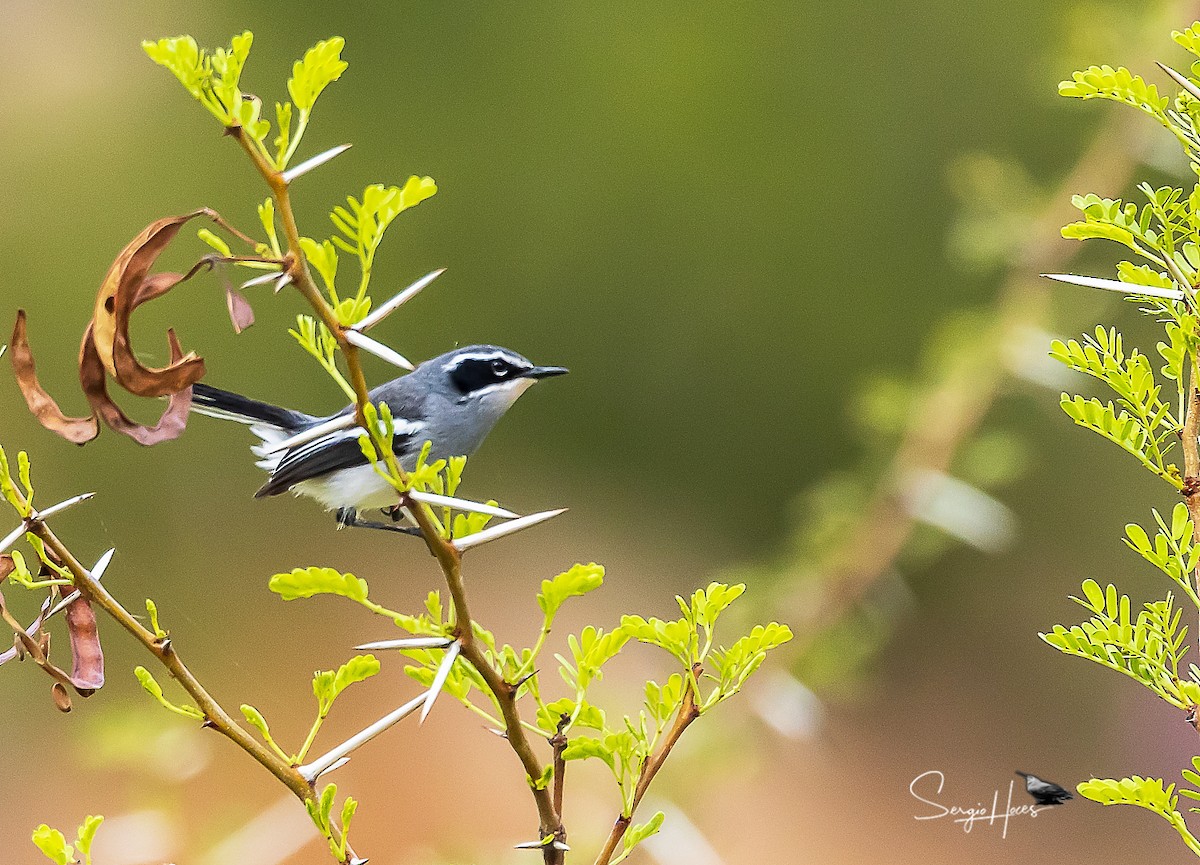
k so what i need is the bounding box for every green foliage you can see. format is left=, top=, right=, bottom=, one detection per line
left=312, top=654, right=380, bottom=716
left=1041, top=581, right=1199, bottom=710
left=289, top=315, right=355, bottom=400
left=32, top=825, right=73, bottom=865
left=1059, top=66, right=1196, bottom=153
left=1079, top=776, right=1200, bottom=855
left=144, top=32, right=346, bottom=169
left=304, top=781, right=358, bottom=860
left=538, top=562, right=605, bottom=618
left=1058, top=394, right=1182, bottom=487
left=1125, top=505, right=1200, bottom=607
left=134, top=666, right=204, bottom=720
left=0, top=445, right=35, bottom=516
left=328, top=179, right=437, bottom=307
left=270, top=566, right=368, bottom=603
left=611, top=811, right=665, bottom=865
left=1051, top=326, right=1179, bottom=485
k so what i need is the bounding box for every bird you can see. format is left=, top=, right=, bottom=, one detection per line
left=1015, top=771, right=1073, bottom=806
left=190, top=344, right=567, bottom=531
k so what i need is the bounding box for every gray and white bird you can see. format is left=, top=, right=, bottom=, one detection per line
left=191, top=345, right=567, bottom=530
left=1015, top=771, right=1073, bottom=806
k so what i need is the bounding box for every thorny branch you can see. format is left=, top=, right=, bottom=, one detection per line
left=230, top=126, right=566, bottom=863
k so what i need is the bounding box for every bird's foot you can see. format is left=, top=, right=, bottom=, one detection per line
left=335, top=507, right=421, bottom=536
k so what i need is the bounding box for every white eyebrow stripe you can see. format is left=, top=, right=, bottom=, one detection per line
left=441, top=350, right=529, bottom=372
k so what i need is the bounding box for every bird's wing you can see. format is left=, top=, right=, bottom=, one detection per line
left=255, top=421, right=422, bottom=498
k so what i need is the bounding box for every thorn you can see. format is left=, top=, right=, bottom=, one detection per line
left=419, top=640, right=462, bottom=724
left=342, top=330, right=415, bottom=371
left=451, top=508, right=567, bottom=552
left=0, top=523, right=26, bottom=553
left=36, top=493, right=95, bottom=520
left=354, top=636, right=454, bottom=651
left=352, top=269, right=445, bottom=332
left=486, top=726, right=509, bottom=738
left=298, top=693, right=426, bottom=782
left=261, top=414, right=360, bottom=455
left=273, top=272, right=292, bottom=294
left=240, top=269, right=283, bottom=289
left=1041, top=273, right=1184, bottom=300
left=1159, top=62, right=1200, bottom=102
left=406, top=490, right=518, bottom=519
left=552, top=841, right=570, bottom=852
left=280, top=143, right=352, bottom=183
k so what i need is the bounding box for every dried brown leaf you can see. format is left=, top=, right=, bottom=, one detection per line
left=10, top=311, right=100, bottom=444
left=80, top=322, right=192, bottom=446
left=51, top=681, right=72, bottom=712
left=96, top=213, right=213, bottom=396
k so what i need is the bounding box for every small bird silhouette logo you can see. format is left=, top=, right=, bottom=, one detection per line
left=1016, top=771, right=1073, bottom=805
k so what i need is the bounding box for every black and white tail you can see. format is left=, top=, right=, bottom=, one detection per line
left=191, top=383, right=317, bottom=472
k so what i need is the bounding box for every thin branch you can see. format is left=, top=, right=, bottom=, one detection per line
left=229, top=123, right=566, bottom=863
left=592, top=680, right=701, bottom=865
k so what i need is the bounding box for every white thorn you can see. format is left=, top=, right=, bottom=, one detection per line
left=47, top=548, right=115, bottom=619
left=343, top=331, right=415, bottom=371
left=514, top=841, right=548, bottom=850
left=273, top=273, right=292, bottom=294
left=352, top=269, right=445, bottom=332
left=420, top=640, right=462, bottom=725
left=354, top=636, right=454, bottom=651
left=0, top=523, right=25, bottom=554
left=240, top=270, right=283, bottom=289
left=281, top=143, right=352, bottom=184
left=552, top=842, right=571, bottom=852
left=407, top=490, right=518, bottom=519
left=261, top=414, right=360, bottom=456
left=1159, top=62, right=1200, bottom=103
left=1041, top=273, right=1184, bottom=300
left=36, top=492, right=95, bottom=520
left=298, top=692, right=426, bottom=783
left=451, top=508, right=567, bottom=552
left=486, top=727, right=507, bottom=737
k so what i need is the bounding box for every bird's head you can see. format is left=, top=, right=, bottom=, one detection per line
left=425, top=345, right=568, bottom=415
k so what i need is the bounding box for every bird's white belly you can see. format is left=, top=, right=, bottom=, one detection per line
left=292, top=464, right=398, bottom=511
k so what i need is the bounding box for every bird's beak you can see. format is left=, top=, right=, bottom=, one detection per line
left=523, top=365, right=569, bottom=380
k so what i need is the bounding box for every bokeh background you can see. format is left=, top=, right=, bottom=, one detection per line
left=2, top=1, right=1199, bottom=862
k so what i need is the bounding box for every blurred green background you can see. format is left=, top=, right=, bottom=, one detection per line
left=3, top=1, right=1199, bottom=862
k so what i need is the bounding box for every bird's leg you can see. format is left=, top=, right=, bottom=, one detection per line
left=334, top=506, right=421, bottom=536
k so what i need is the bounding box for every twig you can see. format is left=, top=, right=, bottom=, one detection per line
left=228, top=124, right=566, bottom=863
left=591, top=680, right=701, bottom=865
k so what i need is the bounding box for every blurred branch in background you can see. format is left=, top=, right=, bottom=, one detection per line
left=735, top=0, right=1200, bottom=707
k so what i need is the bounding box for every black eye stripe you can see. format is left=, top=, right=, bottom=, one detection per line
left=450, top=357, right=523, bottom=394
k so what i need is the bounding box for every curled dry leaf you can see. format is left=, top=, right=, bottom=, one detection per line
left=51, top=681, right=72, bottom=712
left=64, top=594, right=103, bottom=693
left=12, top=209, right=252, bottom=445
left=10, top=311, right=99, bottom=444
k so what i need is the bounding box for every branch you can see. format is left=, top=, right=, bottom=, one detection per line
left=592, top=679, right=701, bottom=865
left=228, top=123, right=566, bottom=862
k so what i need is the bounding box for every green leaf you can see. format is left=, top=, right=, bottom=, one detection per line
left=74, top=816, right=103, bottom=865
left=134, top=666, right=204, bottom=719
left=270, top=566, right=369, bottom=603
left=313, top=654, right=380, bottom=714
left=241, top=704, right=273, bottom=740
left=31, top=825, right=73, bottom=865
left=197, top=228, right=231, bottom=257
left=288, top=38, right=348, bottom=113
left=612, top=811, right=666, bottom=865
left=562, top=736, right=615, bottom=770
left=538, top=563, right=605, bottom=618
left=300, top=237, right=339, bottom=297
left=1059, top=394, right=1181, bottom=487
